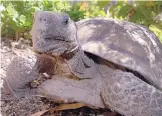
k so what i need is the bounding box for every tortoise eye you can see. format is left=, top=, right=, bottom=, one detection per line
left=64, top=18, right=68, bottom=25
left=63, top=14, right=69, bottom=26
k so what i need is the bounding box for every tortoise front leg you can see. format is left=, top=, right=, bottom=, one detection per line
left=3, top=52, right=55, bottom=99
left=38, top=75, right=105, bottom=108
left=3, top=53, right=40, bottom=99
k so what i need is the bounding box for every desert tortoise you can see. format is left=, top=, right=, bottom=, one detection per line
left=4, top=11, right=162, bottom=116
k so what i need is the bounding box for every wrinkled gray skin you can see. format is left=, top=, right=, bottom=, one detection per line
left=4, top=11, right=162, bottom=116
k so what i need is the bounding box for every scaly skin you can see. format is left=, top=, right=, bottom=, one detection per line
left=4, top=51, right=38, bottom=98
left=4, top=49, right=79, bottom=99
left=4, top=50, right=56, bottom=99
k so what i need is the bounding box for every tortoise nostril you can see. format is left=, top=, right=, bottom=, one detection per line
left=40, top=18, right=47, bottom=22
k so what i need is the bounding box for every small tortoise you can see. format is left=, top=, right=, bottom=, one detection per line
left=4, top=11, right=162, bottom=116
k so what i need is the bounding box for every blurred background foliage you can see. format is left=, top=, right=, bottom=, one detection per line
left=1, top=0, right=162, bottom=41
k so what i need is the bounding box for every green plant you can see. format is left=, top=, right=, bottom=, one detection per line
left=1, top=0, right=162, bottom=42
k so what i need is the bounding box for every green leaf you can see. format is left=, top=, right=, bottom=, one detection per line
left=117, top=4, right=132, bottom=18
left=19, top=15, right=26, bottom=24
left=6, top=4, right=18, bottom=18
left=97, top=1, right=110, bottom=8
left=30, top=6, right=41, bottom=11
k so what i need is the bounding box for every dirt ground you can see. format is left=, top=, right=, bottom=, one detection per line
left=0, top=37, right=122, bottom=116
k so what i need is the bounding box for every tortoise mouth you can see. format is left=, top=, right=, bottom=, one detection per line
left=44, top=36, right=71, bottom=43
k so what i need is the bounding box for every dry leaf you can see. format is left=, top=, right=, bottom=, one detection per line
left=31, top=109, right=48, bottom=116
left=31, top=103, right=98, bottom=116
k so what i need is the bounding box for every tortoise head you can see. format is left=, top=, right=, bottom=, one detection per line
left=31, top=11, right=79, bottom=56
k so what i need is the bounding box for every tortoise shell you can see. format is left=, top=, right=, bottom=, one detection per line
left=76, top=18, right=162, bottom=89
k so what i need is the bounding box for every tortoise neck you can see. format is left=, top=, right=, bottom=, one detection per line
left=67, top=47, right=94, bottom=74
left=60, top=45, right=80, bottom=60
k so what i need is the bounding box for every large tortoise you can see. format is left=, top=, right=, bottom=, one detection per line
left=4, top=11, right=162, bottom=116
